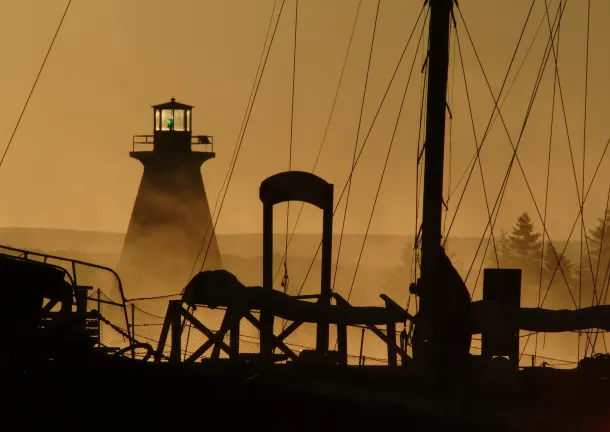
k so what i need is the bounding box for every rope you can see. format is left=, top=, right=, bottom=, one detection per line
left=98, top=313, right=132, bottom=343
left=332, top=0, right=381, bottom=292
left=0, top=0, right=73, bottom=172
left=346, top=8, right=427, bottom=304
left=473, top=2, right=569, bottom=307
left=580, top=0, right=591, bottom=359
left=535, top=0, right=562, bottom=363
left=296, top=4, right=429, bottom=296
left=442, top=21, right=457, bottom=239
left=452, top=3, right=577, bottom=306
left=453, top=17, right=499, bottom=268
left=540, top=137, right=610, bottom=307
left=272, top=0, right=363, bottom=286
left=187, top=0, right=284, bottom=281
left=443, top=0, right=537, bottom=246
left=281, top=0, right=299, bottom=295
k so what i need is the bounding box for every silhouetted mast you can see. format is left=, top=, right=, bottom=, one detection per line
left=413, top=0, right=453, bottom=371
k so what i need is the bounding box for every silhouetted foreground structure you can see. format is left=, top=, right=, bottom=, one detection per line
left=6, top=1, right=610, bottom=430
left=4, top=171, right=610, bottom=429
left=118, top=98, right=222, bottom=297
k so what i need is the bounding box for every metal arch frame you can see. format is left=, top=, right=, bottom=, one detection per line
left=259, top=171, right=334, bottom=356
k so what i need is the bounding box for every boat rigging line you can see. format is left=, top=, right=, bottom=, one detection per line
left=453, top=13, right=499, bottom=269
left=346, top=12, right=428, bottom=305
left=448, top=1, right=576, bottom=304
left=471, top=2, right=569, bottom=302
left=1, top=0, right=73, bottom=172
left=186, top=0, right=285, bottom=283
left=441, top=0, right=538, bottom=250
left=332, top=0, right=381, bottom=293
left=296, top=4, right=429, bottom=297
left=535, top=0, right=562, bottom=363
left=282, top=0, right=299, bottom=295
left=466, top=2, right=574, bottom=304
left=445, top=0, right=559, bottom=206
left=272, top=0, right=363, bottom=287
left=579, top=0, right=593, bottom=359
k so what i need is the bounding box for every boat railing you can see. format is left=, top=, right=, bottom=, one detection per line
left=0, top=244, right=132, bottom=352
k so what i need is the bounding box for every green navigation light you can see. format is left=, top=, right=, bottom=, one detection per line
left=167, top=119, right=174, bottom=128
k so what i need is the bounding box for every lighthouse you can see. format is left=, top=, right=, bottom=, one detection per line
left=118, top=98, right=222, bottom=297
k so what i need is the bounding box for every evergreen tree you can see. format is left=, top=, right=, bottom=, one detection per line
left=588, top=209, right=610, bottom=274
left=542, top=242, right=575, bottom=287
left=485, top=230, right=514, bottom=268
left=382, top=242, right=414, bottom=300
left=507, top=212, right=542, bottom=283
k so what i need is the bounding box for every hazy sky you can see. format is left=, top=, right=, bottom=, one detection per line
left=1, top=0, right=609, bottom=242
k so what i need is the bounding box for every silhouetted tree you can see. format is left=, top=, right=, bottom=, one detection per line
left=382, top=242, right=414, bottom=301
left=485, top=230, right=515, bottom=269
left=507, top=212, right=542, bottom=284
left=587, top=209, right=610, bottom=285
left=542, top=242, right=575, bottom=288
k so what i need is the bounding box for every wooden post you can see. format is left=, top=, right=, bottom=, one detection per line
left=337, top=323, right=347, bottom=365
left=170, top=301, right=182, bottom=363
left=261, top=202, right=275, bottom=359
left=481, top=268, right=521, bottom=369
left=387, top=322, right=397, bottom=367
left=359, top=327, right=365, bottom=366
left=96, top=288, right=101, bottom=347
left=230, top=313, right=241, bottom=359
left=131, top=303, right=136, bottom=359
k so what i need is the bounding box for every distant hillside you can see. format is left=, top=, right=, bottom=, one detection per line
left=0, top=226, right=585, bottom=272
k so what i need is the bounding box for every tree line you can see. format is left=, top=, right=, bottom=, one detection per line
left=485, top=210, right=610, bottom=296
left=382, top=210, right=610, bottom=305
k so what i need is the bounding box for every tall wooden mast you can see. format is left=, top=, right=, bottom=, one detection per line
left=413, top=0, right=454, bottom=372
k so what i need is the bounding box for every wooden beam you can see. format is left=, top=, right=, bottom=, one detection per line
left=179, top=306, right=232, bottom=356
left=244, top=313, right=299, bottom=362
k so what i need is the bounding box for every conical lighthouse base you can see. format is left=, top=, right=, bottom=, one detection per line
left=118, top=151, right=222, bottom=299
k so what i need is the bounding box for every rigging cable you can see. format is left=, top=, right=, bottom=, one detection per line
left=1, top=0, right=73, bottom=171
left=188, top=0, right=281, bottom=282
left=332, top=0, right=380, bottom=293
left=442, top=0, right=537, bottom=251
left=539, top=136, right=610, bottom=307
left=535, top=0, right=562, bottom=363
left=451, top=2, right=578, bottom=306
left=271, top=0, right=363, bottom=286
left=536, top=0, right=598, bottom=310
left=442, top=18, right=457, bottom=239
left=471, top=3, right=573, bottom=308
left=445, top=0, right=558, bottom=207
left=282, top=0, right=299, bottom=295
left=581, top=0, right=592, bottom=358
left=197, top=0, right=288, bottom=274
left=475, top=2, right=568, bottom=305
left=345, top=11, right=427, bottom=305
left=412, top=13, right=430, bottom=315
left=590, top=185, right=610, bottom=353
left=453, top=16, right=499, bottom=268
left=296, top=4, right=429, bottom=297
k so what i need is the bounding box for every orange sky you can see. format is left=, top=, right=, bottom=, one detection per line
left=1, top=0, right=610, bottom=242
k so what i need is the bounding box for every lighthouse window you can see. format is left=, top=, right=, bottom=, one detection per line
left=161, top=109, right=173, bottom=131
left=155, top=110, right=161, bottom=131
left=186, top=110, right=191, bottom=132
left=173, top=109, right=186, bottom=131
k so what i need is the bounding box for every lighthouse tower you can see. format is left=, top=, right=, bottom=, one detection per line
left=118, top=98, right=222, bottom=297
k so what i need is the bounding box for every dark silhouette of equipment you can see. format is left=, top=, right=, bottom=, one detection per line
left=156, top=171, right=413, bottom=366
left=118, top=98, right=222, bottom=297
left=0, top=254, right=104, bottom=367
